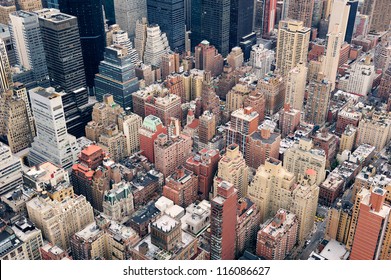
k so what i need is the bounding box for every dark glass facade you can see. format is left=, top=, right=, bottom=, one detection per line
left=147, top=0, right=185, bottom=52
left=95, top=47, right=139, bottom=110
left=345, top=0, right=358, bottom=44
left=229, top=0, right=254, bottom=50
left=58, top=0, right=106, bottom=90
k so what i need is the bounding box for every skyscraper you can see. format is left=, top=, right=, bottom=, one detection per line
left=229, top=0, right=254, bottom=50
left=0, top=38, right=12, bottom=92
left=350, top=187, right=391, bottom=260
left=286, top=0, right=315, bottom=28
left=210, top=180, right=237, bottom=260
left=15, top=0, right=42, bottom=11
left=9, top=11, right=49, bottom=87
left=95, top=45, right=139, bottom=111
left=345, top=1, right=358, bottom=44
left=215, top=143, right=249, bottom=199
left=0, top=142, right=23, bottom=195
left=143, top=24, right=170, bottom=67
left=57, top=0, right=105, bottom=90
left=114, top=0, right=147, bottom=39
left=147, top=0, right=185, bottom=52
left=304, top=73, right=332, bottom=126
left=285, top=62, right=307, bottom=111
left=191, top=0, right=231, bottom=56
left=260, top=0, right=277, bottom=37
left=28, top=87, right=79, bottom=170
left=362, top=0, right=391, bottom=33
left=276, top=20, right=310, bottom=76
left=36, top=9, right=93, bottom=137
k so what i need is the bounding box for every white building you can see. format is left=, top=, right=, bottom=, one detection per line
left=0, top=142, right=23, bottom=195
left=339, top=57, right=375, bottom=96
left=143, top=24, right=170, bottom=67
left=249, top=44, right=274, bottom=79
left=285, top=62, right=307, bottom=111
left=112, top=29, right=139, bottom=64
left=28, top=87, right=79, bottom=170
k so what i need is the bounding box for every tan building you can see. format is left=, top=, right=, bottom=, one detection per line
left=198, top=110, right=216, bottom=146
left=257, top=72, right=286, bottom=115
left=362, top=0, right=391, bottom=33
left=226, top=46, right=244, bottom=69
left=286, top=0, right=315, bottom=28
left=0, top=3, right=16, bottom=25
left=15, top=0, right=42, bottom=11
left=283, top=138, right=327, bottom=186
left=325, top=199, right=353, bottom=245
left=85, top=94, right=125, bottom=142
left=305, top=73, right=332, bottom=126
left=339, top=125, right=357, bottom=153
left=355, top=111, right=391, bottom=151
left=276, top=20, right=310, bottom=77
left=98, top=124, right=128, bottom=162
left=285, top=62, right=307, bottom=111
left=291, top=171, right=319, bottom=243
left=244, top=89, right=266, bottom=122
left=226, top=82, right=251, bottom=113
left=214, top=143, right=249, bottom=199
left=118, top=112, right=142, bottom=155
left=154, top=133, right=192, bottom=178
left=248, top=158, right=296, bottom=223
left=12, top=218, right=44, bottom=260
left=26, top=195, right=94, bottom=250
left=0, top=90, right=33, bottom=153
left=279, top=104, right=301, bottom=138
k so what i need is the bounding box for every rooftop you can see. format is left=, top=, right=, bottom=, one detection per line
left=151, top=215, right=179, bottom=233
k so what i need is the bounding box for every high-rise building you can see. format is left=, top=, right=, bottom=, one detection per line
left=226, top=47, right=244, bottom=69
left=210, top=180, right=238, bottom=260
left=249, top=44, right=274, bottom=79
left=260, top=0, right=277, bottom=37
left=26, top=195, right=94, bottom=250
left=194, top=40, right=224, bottom=77
left=353, top=13, right=369, bottom=38
left=147, top=0, right=185, bottom=52
left=185, top=148, right=220, bottom=200
left=345, top=1, right=358, bottom=43
left=118, top=112, right=142, bottom=156
left=191, top=0, right=231, bottom=56
left=226, top=107, right=259, bottom=155
left=226, top=82, right=251, bottom=113
left=143, top=24, right=170, bottom=67
left=12, top=217, right=44, bottom=260
left=339, top=58, right=375, bottom=96
left=98, top=124, right=128, bottom=162
left=58, top=0, right=106, bottom=90
left=36, top=9, right=92, bottom=137
left=279, top=104, right=301, bottom=138
left=114, top=0, right=147, bottom=39
left=154, top=133, right=192, bottom=178
left=198, top=110, right=216, bottom=145
left=355, top=111, right=391, bottom=152
left=28, top=87, right=79, bottom=170
left=276, top=20, right=310, bottom=76
left=256, top=209, right=298, bottom=260
left=325, top=199, right=353, bottom=244
left=248, top=158, right=296, bottom=222
left=0, top=142, right=23, bottom=195
left=163, top=166, right=198, bottom=207
left=144, top=94, right=182, bottom=127
left=378, top=67, right=391, bottom=101
left=15, top=0, right=42, bottom=11
left=95, top=45, right=139, bottom=110
left=283, top=138, right=327, bottom=186
left=0, top=89, right=33, bottom=153
left=0, top=2, right=16, bottom=25
left=362, top=0, right=391, bottom=33
left=0, top=38, right=12, bottom=92
left=286, top=0, right=315, bottom=28
left=304, top=73, right=332, bottom=126
left=246, top=128, right=281, bottom=170
left=349, top=187, right=391, bottom=260
left=9, top=11, right=49, bottom=88
left=285, top=62, right=307, bottom=111
left=138, top=115, right=167, bottom=163
left=0, top=225, right=29, bottom=260
left=258, top=72, right=286, bottom=115
left=229, top=0, right=254, bottom=50
left=215, top=143, right=249, bottom=198
left=111, top=28, right=140, bottom=64
left=244, top=89, right=266, bottom=123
